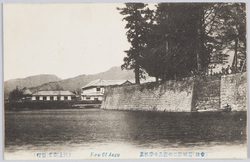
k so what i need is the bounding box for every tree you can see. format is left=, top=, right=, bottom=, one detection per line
left=142, top=3, right=246, bottom=80
left=9, top=86, right=24, bottom=102
left=141, top=3, right=212, bottom=81
left=119, top=3, right=246, bottom=82
left=118, top=3, right=152, bottom=84
left=213, top=3, right=246, bottom=72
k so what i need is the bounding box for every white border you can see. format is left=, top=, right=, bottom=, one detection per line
left=0, top=0, right=249, bottom=162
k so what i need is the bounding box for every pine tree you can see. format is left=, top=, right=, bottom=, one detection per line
left=117, top=3, right=151, bottom=84
left=142, top=3, right=212, bottom=80
left=213, top=3, right=246, bottom=72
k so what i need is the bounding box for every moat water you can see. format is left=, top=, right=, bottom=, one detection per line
left=5, top=109, right=247, bottom=159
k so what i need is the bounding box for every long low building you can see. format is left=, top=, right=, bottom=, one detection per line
left=31, top=91, right=74, bottom=101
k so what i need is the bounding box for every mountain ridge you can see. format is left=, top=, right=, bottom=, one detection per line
left=4, top=74, right=62, bottom=82
left=4, top=74, right=62, bottom=99
left=28, top=66, right=135, bottom=94
left=4, top=66, right=136, bottom=98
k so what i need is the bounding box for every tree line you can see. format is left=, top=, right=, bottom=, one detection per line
left=8, top=86, right=25, bottom=102
left=118, top=3, right=246, bottom=84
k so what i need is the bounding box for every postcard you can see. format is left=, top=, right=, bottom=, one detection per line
left=3, top=2, right=247, bottom=160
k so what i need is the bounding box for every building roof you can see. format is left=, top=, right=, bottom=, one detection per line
left=32, top=91, right=74, bottom=96
left=81, top=79, right=132, bottom=89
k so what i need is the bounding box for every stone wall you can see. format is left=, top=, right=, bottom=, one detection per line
left=101, top=78, right=194, bottom=112
left=192, top=76, right=221, bottom=110
left=102, top=73, right=247, bottom=112
left=221, top=72, right=247, bottom=111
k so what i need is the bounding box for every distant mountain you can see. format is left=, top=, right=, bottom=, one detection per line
left=4, top=74, right=62, bottom=99
left=4, top=67, right=154, bottom=99
left=29, top=66, right=136, bottom=94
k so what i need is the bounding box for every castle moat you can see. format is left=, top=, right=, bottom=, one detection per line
left=5, top=108, right=247, bottom=159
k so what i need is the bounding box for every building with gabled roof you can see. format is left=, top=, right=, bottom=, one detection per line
left=31, top=90, right=74, bottom=101
left=81, top=79, right=132, bottom=101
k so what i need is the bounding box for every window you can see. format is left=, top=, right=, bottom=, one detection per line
left=36, top=96, right=39, bottom=100
left=43, top=96, right=46, bottom=100
left=86, top=97, right=91, bottom=100
left=65, top=96, right=68, bottom=100
left=94, top=98, right=99, bottom=101
left=96, top=87, right=101, bottom=91
left=50, top=96, right=53, bottom=100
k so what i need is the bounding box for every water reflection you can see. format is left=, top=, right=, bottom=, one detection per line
left=5, top=109, right=246, bottom=153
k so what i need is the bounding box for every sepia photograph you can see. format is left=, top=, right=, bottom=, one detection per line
left=3, top=1, right=247, bottom=160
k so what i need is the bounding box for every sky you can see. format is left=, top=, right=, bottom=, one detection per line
left=3, top=3, right=235, bottom=81
left=4, top=3, right=130, bottom=81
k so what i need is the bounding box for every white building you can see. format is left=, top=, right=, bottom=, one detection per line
left=81, top=79, right=132, bottom=101
left=31, top=91, right=74, bottom=101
